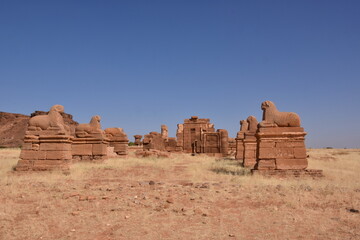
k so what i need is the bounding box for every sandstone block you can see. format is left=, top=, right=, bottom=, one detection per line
left=92, top=144, right=107, bottom=155
left=258, top=142, right=275, bottom=148
left=294, top=147, right=307, bottom=159
left=45, top=151, right=72, bottom=160
left=21, top=143, right=33, bottom=150
left=256, top=160, right=276, bottom=170
left=20, top=150, right=46, bottom=160
left=276, top=158, right=308, bottom=170
left=72, top=144, right=92, bottom=155
left=258, top=148, right=276, bottom=159
left=243, top=159, right=257, bottom=168
left=244, top=150, right=256, bottom=159
left=275, top=141, right=305, bottom=148
left=258, top=147, right=294, bottom=159
left=40, top=143, right=72, bottom=151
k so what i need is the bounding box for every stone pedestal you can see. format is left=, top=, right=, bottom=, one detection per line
left=235, top=133, right=244, bottom=161
left=255, top=127, right=308, bottom=170
left=72, top=137, right=109, bottom=161
left=108, top=136, right=128, bottom=157
left=16, top=134, right=72, bottom=171
left=243, top=133, right=257, bottom=168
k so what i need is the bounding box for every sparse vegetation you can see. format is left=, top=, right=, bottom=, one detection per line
left=0, top=148, right=359, bottom=239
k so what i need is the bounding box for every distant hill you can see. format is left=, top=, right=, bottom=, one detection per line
left=0, top=111, right=78, bottom=148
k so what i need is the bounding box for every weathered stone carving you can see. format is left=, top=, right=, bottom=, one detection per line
left=235, top=120, right=247, bottom=161
left=28, top=104, right=69, bottom=134
left=16, top=105, right=72, bottom=171
left=239, top=120, right=248, bottom=132
left=105, top=128, right=128, bottom=157
left=75, top=115, right=104, bottom=138
left=242, top=116, right=258, bottom=168
left=259, top=100, right=300, bottom=127
left=72, top=115, right=108, bottom=161
left=247, top=116, right=258, bottom=133
left=255, top=100, right=309, bottom=172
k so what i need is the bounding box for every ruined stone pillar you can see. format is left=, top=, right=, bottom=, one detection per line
left=242, top=116, right=258, bottom=168
left=218, top=129, right=229, bottom=157
left=176, top=124, right=184, bottom=151
left=243, top=133, right=257, bottom=168
left=133, top=135, right=143, bottom=146
left=235, top=119, right=248, bottom=161
left=235, top=133, right=245, bottom=161
left=161, top=124, right=168, bottom=141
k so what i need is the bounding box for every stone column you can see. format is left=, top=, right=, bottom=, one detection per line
left=235, top=132, right=245, bottom=161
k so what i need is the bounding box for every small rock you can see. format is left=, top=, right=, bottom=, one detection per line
left=79, top=196, right=87, bottom=201
left=149, top=181, right=155, bottom=185
left=348, top=208, right=359, bottom=213
left=229, top=234, right=235, bottom=237
left=166, top=198, right=174, bottom=204
left=87, top=196, right=96, bottom=201
left=139, top=181, right=149, bottom=186
left=125, top=215, right=130, bottom=219
left=200, top=183, right=210, bottom=189
left=71, top=211, right=80, bottom=216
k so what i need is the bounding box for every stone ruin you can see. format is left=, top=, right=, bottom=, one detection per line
left=135, top=124, right=179, bottom=158
left=105, top=128, right=129, bottom=157
left=16, top=105, right=73, bottom=171
left=136, top=129, right=169, bottom=158
left=72, top=115, right=109, bottom=161
left=133, top=135, right=142, bottom=146
left=177, top=116, right=229, bottom=157
left=235, top=100, right=323, bottom=177
left=14, top=101, right=321, bottom=176
left=228, top=138, right=236, bottom=156
left=15, top=105, right=131, bottom=170
left=255, top=100, right=308, bottom=171
left=235, top=116, right=258, bottom=168
left=143, top=131, right=166, bottom=152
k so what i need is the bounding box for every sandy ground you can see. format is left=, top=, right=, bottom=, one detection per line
left=0, top=148, right=359, bottom=240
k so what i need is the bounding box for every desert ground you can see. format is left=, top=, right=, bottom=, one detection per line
left=0, top=148, right=359, bottom=240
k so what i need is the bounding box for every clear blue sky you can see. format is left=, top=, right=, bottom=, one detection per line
left=1, top=1, right=359, bottom=148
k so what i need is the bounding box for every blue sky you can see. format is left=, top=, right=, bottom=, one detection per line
left=1, top=1, right=359, bottom=148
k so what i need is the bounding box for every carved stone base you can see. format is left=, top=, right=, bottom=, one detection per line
left=235, top=136, right=244, bottom=161
left=243, top=134, right=257, bottom=168
left=108, top=137, right=128, bottom=157
left=72, top=137, right=109, bottom=161
left=255, top=127, right=308, bottom=170
left=15, top=135, right=73, bottom=171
